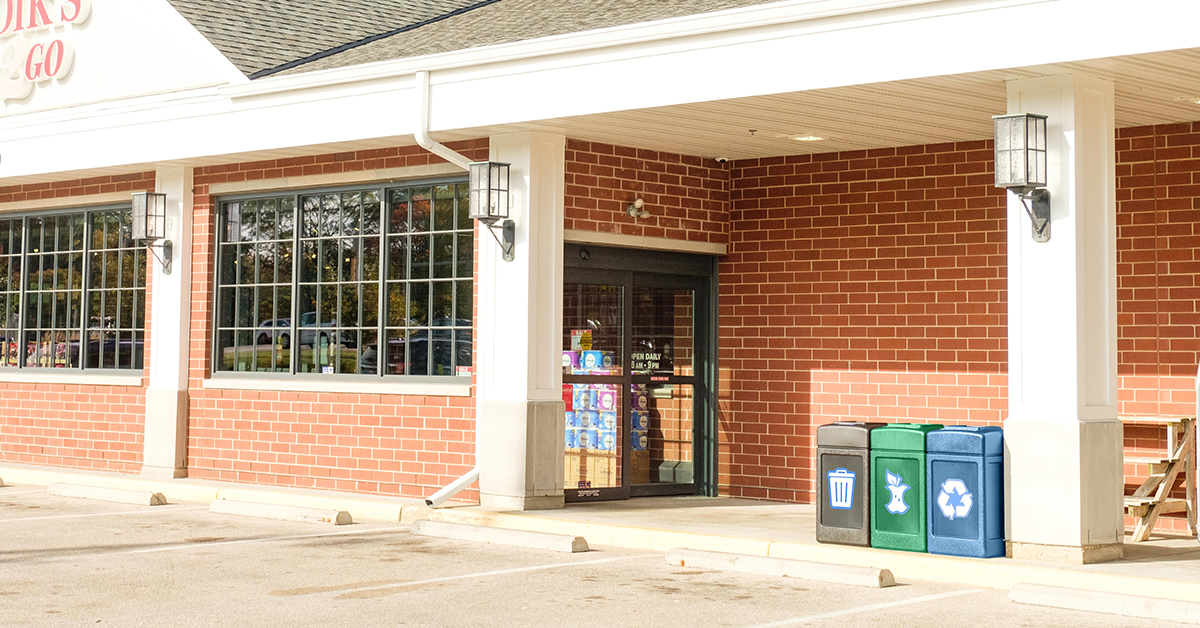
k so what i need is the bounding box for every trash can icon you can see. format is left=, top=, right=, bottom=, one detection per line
left=827, top=468, right=856, bottom=510
left=816, top=422, right=884, bottom=546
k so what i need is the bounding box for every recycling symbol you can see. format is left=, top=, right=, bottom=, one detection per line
left=936, top=478, right=973, bottom=520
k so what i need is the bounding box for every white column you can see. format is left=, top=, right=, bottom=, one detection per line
left=476, top=132, right=566, bottom=510
left=141, top=167, right=194, bottom=479
left=1004, top=75, right=1123, bottom=563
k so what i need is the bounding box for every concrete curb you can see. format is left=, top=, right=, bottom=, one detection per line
left=412, top=519, right=589, bottom=553
left=0, top=463, right=421, bottom=522
left=209, top=499, right=353, bottom=525
left=1010, top=582, right=1200, bottom=624
left=47, top=483, right=166, bottom=506
left=417, top=508, right=1200, bottom=603
left=666, top=548, right=895, bottom=588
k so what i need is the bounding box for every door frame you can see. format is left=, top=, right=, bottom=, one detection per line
left=563, top=243, right=720, bottom=501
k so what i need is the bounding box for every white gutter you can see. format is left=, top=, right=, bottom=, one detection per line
left=414, top=70, right=472, bottom=170
left=417, top=67, right=473, bottom=507
left=220, top=0, right=1008, bottom=100
left=426, top=467, right=480, bottom=507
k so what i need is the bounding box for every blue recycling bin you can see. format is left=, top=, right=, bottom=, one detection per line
left=925, top=426, right=1004, bottom=558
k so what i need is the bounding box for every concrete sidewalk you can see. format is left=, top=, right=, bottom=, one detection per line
left=3, top=462, right=1198, bottom=604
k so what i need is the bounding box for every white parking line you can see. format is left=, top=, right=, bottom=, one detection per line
left=117, top=526, right=405, bottom=556
left=0, top=490, right=48, bottom=496
left=739, top=588, right=985, bottom=627
left=312, top=553, right=661, bottom=597
left=0, top=526, right=407, bottom=567
left=0, top=505, right=208, bottom=523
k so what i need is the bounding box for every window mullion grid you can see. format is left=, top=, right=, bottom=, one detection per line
left=80, top=214, right=92, bottom=370
left=15, top=217, right=26, bottom=370
left=68, top=217, right=76, bottom=370
left=116, top=223, right=125, bottom=369
left=290, top=195, right=300, bottom=375
left=100, top=217, right=109, bottom=369
left=376, top=189, right=385, bottom=379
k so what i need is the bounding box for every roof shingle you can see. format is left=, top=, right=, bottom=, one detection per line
left=165, top=0, right=490, bottom=77
left=166, top=0, right=783, bottom=79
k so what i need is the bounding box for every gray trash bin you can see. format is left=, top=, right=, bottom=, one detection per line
left=816, top=421, right=885, bottom=546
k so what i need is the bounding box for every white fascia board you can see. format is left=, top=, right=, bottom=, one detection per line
left=4, top=0, right=1200, bottom=180
left=219, top=0, right=954, bottom=98
left=429, top=0, right=1200, bottom=130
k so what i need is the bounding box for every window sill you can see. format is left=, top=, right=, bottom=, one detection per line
left=0, top=370, right=145, bottom=387
left=202, top=376, right=473, bottom=397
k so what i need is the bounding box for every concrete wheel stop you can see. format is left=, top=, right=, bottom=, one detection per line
left=47, top=483, right=166, bottom=506
left=209, top=499, right=353, bottom=525
left=411, top=519, right=589, bottom=553
left=1010, top=582, right=1200, bottom=624
left=666, top=548, right=896, bottom=588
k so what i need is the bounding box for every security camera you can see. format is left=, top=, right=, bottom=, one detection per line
left=714, top=157, right=729, bottom=164
left=626, top=198, right=649, bottom=219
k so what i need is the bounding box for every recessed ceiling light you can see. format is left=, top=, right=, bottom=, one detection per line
left=791, top=135, right=824, bottom=142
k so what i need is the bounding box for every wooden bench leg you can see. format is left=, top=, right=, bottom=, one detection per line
left=1187, top=420, right=1197, bottom=536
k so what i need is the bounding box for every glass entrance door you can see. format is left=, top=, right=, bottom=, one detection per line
left=630, top=284, right=696, bottom=495
left=563, top=267, right=709, bottom=501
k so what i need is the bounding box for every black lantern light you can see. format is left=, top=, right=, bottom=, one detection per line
left=468, top=161, right=514, bottom=262
left=994, top=113, right=1051, bottom=242
left=132, top=191, right=173, bottom=274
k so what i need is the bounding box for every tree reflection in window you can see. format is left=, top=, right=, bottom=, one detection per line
left=216, top=181, right=472, bottom=378
left=0, top=208, right=145, bottom=371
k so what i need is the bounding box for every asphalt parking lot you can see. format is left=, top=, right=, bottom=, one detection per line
left=0, top=483, right=1188, bottom=627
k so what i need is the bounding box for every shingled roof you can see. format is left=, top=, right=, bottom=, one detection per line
left=166, top=0, right=781, bottom=79
left=165, top=0, right=494, bottom=78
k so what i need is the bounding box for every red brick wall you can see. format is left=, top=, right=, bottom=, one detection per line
left=1116, top=122, right=1200, bottom=533
left=720, top=127, right=1198, bottom=535
left=186, top=141, right=486, bottom=499
left=564, top=140, right=730, bottom=245
left=0, top=172, right=156, bottom=473
left=1116, top=122, right=1200, bottom=417
left=720, top=142, right=1008, bottom=502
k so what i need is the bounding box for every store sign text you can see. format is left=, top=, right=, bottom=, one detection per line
left=0, top=0, right=92, bottom=103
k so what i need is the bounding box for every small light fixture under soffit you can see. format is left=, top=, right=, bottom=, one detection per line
left=626, top=198, right=649, bottom=219
left=468, top=161, right=515, bottom=262
left=993, top=113, right=1051, bottom=243
left=132, top=191, right=172, bottom=274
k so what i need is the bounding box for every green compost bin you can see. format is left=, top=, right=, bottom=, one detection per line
left=870, top=423, right=943, bottom=552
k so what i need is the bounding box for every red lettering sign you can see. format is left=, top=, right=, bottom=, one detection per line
left=22, top=41, right=41, bottom=79
left=0, top=0, right=88, bottom=104
left=27, top=0, right=50, bottom=29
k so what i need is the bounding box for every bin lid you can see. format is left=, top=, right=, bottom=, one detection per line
left=870, top=423, right=943, bottom=451
left=816, top=422, right=886, bottom=448
left=926, top=425, right=1003, bottom=456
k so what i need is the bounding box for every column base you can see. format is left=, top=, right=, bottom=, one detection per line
left=140, top=466, right=188, bottom=480
left=480, top=494, right=565, bottom=511
left=1009, top=540, right=1123, bottom=564
left=144, top=388, right=189, bottom=472
left=478, top=399, right=566, bottom=510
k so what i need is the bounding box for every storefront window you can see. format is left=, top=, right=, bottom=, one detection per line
left=0, top=208, right=145, bottom=371
left=214, top=181, right=473, bottom=378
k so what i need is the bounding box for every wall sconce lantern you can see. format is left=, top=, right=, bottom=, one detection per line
left=993, top=113, right=1051, bottom=243
left=132, top=191, right=172, bottom=274
left=468, top=161, right=515, bottom=262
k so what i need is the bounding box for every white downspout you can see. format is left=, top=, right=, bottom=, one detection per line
left=414, top=70, right=472, bottom=170
left=1195, top=363, right=1199, bottom=543
left=416, top=68, right=478, bottom=507
left=426, top=468, right=481, bottom=507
